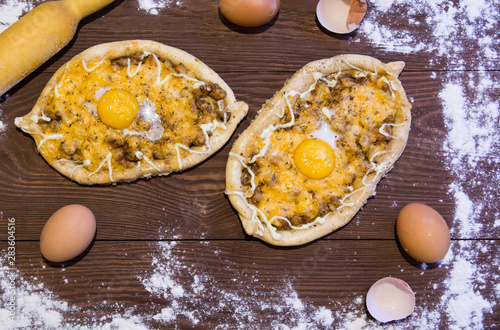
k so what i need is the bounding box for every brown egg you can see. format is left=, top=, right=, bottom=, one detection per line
left=40, top=205, right=96, bottom=263
left=396, top=203, right=450, bottom=263
left=219, top=0, right=280, bottom=27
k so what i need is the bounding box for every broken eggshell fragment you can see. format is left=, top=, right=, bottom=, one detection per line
left=366, top=277, right=415, bottom=323
left=316, top=0, right=368, bottom=34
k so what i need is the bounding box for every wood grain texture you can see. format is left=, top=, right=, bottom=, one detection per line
left=0, top=0, right=498, bottom=328
left=9, top=240, right=500, bottom=328
left=0, top=71, right=476, bottom=240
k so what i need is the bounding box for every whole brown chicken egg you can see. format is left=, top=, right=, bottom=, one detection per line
left=396, top=203, right=450, bottom=264
left=219, top=0, right=280, bottom=27
left=40, top=204, right=96, bottom=263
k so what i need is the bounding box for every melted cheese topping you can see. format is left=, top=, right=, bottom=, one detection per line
left=229, top=65, right=408, bottom=234
left=20, top=53, right=230, bottom=181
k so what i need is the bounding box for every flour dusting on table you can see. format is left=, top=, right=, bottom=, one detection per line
left=0, top=257, right=70, bottom=329
left=138, top=241, right=335, bottom=328
left=0, top=255, right=153, bottom=329
left=137, top=0, right=183, bottom=15
left=357, top=0, right=499, bottom=328
left=361, top=0, right=497, bottom=68
left=0, top=109, right=7, bottom=134
left=363, top=0, right=500, bottom=237
left=0, top=0, right=498, bottom=328
left=0, top=0, right=32, bottom=33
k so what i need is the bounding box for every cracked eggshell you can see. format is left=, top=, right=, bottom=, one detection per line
left=366, top=277, right=415, bottom=323
left=316, top=0, right=367, bottom=34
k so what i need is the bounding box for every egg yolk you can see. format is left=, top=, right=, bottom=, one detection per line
left=97, top=89, right=139, bottom=129
left=294, top=139, right=336, bottom=180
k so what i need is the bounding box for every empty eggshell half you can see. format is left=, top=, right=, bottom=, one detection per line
left=366, top=277, right=415, bottom=323
left=316, top=0, right=368, bottom=34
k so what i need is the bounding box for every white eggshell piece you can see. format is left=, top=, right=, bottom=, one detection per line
left=316, top=0, right=353, bottom=34
left=366, top=277, right=415, bottom=323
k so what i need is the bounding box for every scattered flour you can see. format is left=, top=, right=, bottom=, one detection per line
left=359, top=0, right=498, bottom=70
left=439, top=241, right=496, bottom=330
left=370, top=0, right=396, bottom=13
left=139, top=241, right=335, bottom=328
left=0, top=256, right=150, bottom=329
left=439, top=75, right=499, bottom=237
left=357, top=0, right=499, bottom=328
left=0, top=0, right=32, bottom=33
left=0, top=0, right=498, bottom=328
left=0, top=257, right=70, bottom=329
left=0, top=112, right=6, bottom=134
left=0, top=242, right=336, bottom=329
left=137, top=0, right=183, bottom=15
left=0, top=0, right=184, bottom=26
left=1, top=239, right=497, bottom=329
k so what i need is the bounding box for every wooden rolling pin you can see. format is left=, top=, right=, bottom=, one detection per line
left=0, top=0, right=116, bottom=96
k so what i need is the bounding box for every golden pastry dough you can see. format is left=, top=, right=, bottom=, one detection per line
left=15, top=40, right=248, bottom=184
left=226, top=54, right=411, bottom=246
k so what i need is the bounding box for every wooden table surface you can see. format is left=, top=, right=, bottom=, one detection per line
left=1, top=0, right=499, bottom=328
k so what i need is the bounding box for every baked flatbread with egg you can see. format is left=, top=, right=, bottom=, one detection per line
left=15, top=40, right=248, bottom=184
left=226, top=54, right=411, bottom=246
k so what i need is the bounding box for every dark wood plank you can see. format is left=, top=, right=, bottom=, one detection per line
left=5, top=240, right=499, bottom=328
left=1, top=0, right=499, bottom=328
left=14, top=0, right=497, bottom=76
left=1, top=70, right=497, bottom=240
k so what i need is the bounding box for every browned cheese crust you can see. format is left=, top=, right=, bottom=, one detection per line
left=15, top=40, right=248, bottom=184
left=225, top=54, right=412, bottom=246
